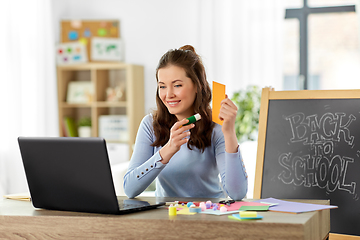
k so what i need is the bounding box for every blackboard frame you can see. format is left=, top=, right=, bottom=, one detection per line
left=254, top=87, right=360, bottom=240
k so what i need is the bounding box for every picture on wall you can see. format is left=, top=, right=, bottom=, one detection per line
left=56, top=42, right=88, bottom=65
left=91, top=37, right=124, bottom=62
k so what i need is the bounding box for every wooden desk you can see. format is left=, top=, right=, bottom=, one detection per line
left=0, top=197, right=329, bottom=240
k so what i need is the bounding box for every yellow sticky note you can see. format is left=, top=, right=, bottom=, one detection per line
left=212, top=81, right=226, bottom=125
left=240, top=211, right=257, bottom=218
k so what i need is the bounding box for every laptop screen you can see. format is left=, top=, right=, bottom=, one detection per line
left=18, top=137, right=164, bottom=214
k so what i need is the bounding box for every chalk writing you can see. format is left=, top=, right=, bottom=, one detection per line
left=278, top=112, right=357, bottom=195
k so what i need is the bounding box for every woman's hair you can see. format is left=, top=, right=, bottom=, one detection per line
left=152, top=45, right=214, bottom=152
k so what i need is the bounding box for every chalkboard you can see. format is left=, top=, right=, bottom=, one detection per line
left=254, top=88, right=360, bottom=238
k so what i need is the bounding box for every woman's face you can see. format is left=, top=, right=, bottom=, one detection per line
left=157, top=65, right=197, bottom=120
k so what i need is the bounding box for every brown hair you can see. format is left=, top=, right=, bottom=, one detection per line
left=152, top=45, right=214, bottom=152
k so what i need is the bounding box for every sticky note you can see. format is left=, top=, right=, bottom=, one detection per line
left=240, top=211, right=257, bottom=218
left=230, top=213, right=263, bottom=220
left=212, top=81, right=225, bottom=125
left=239, top=205, right=269, bottom=211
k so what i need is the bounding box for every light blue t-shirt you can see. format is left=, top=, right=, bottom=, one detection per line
left=123, top=114, right=248, bottom=200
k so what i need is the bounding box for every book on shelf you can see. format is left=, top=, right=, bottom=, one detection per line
left=63, top=117, right=78, bottom=137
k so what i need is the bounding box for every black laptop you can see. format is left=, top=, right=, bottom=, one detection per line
left=18, top=137, right=165, bottom=214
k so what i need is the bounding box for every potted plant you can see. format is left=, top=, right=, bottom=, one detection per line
left=231, top=85, right=261, bottom=143
left=231, top=85, right=261, bottom=199
left=78, top=117, right=92, bottom=138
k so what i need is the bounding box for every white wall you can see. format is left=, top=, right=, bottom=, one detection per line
left=52, top=0, right=202, bottom=114
left=50, top=0, right=284, bottom=198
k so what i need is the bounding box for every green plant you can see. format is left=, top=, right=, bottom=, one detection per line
left=231, top=85, right=261, bottom=143
left=78, top=117, right=92, bottom=127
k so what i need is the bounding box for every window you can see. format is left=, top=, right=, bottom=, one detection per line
left=309, top=12, right=360, bottom=89
left=283, top=0, right=358, bottom=90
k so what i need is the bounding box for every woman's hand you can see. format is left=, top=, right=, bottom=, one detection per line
left=219, top=95, right=239, bottom=153
left=159, top=118, right=194, bottom=164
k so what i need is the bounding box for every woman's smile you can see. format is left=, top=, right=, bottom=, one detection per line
left=167, top=100, right=181, bottom=107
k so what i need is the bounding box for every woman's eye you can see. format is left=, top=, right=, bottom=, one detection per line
left=175, top=84, right=182, bottom=88
left=159, top=86, right=166, bottom=89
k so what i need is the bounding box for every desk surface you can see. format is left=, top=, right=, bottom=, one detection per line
left=0, top=197, right=329, bottom=240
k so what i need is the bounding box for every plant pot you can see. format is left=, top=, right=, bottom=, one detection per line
left=78, top=126, right=91, bottom=138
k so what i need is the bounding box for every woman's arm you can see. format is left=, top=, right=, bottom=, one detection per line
left=123, top=115, right=166, bottom=198
left=215, top=95, right=248, bottom=199
left=214, top=126, right=248, bottom=200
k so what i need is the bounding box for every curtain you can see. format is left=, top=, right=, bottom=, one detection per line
left=198, top=0, right=285, bottom=198
left=0, top=0, right=57, bottom=195
left=198, top=0, right=285, bottom=95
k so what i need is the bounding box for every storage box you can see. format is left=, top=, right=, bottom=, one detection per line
left=98, top=115, right=128, bottom=141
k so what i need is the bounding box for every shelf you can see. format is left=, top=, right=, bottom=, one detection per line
left=60, top=102, right=127, bottom=108
left=57, top=62, right=128, bottom=70
left=61, top=103, right=92, bottom=108
left=57, top=62, right=144, bottom=158
left=95, top=101, right=127, bottom=107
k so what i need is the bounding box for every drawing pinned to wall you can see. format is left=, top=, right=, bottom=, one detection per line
left=56, top=42, right=88, bottom=65
left=61, top=20, right=119, bottom=61
left=91, top=37, right=124, bottom=62
left=67, top=81, right=94, bottom=103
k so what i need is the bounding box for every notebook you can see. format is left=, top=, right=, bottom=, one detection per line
left=18, top=137, right=165, bottom=214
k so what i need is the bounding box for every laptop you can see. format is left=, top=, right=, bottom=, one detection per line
left=18, top=137, right=165, bottom=214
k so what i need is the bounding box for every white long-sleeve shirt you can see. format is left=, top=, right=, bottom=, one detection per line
left=123, top=114, right=248, bottom=200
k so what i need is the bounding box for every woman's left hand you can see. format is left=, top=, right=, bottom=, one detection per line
left=219, top=95, right=239, bottom=153
left=219, top=95, right=238, bottom=134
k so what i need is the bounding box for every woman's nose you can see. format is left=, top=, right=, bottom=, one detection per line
left=167, top=88, right=175, bottom=98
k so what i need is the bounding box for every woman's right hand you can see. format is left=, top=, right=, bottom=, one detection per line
left=159, top=118, right=194, bottom=164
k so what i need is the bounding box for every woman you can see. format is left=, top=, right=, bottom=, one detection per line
left=123, top=45, right=247, bottom=200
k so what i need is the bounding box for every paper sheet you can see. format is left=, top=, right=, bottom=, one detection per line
left=254, top=198, right=338, bottom=214
left=3, top=192, right=31, bottom=201
left=239, top=205, right=269, bottom=211
left=212, top=81, right=225, bottom=125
